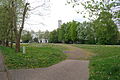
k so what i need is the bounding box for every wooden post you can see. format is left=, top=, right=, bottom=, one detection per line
left=23, top=46, right=26, bottom=54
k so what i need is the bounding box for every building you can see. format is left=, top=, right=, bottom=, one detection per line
left=39, top=39, right=48, bottom=43
left=58, top=20, right=62, bottom=28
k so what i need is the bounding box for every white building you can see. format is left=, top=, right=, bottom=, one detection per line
left=58, top=20, right=62, bottom=28
left=39, top=39, right=48, bottom=43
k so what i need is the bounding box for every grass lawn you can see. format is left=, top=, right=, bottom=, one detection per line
left=74, top=44, right=120, bottom=80
left=0, top=43, right=66, bottom=69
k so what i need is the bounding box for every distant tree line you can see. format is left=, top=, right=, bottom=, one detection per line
left=49, top=0, right=120, bottom=45
left=21, top=30, right=50, bottom=43
left=49, top=12, right=120, bottom=45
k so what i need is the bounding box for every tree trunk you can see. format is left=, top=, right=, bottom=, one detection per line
left=10, top=32, right=13, bottom=48
left=2, top=40, right=5, bottom=46
left=15, top=3, right=29, bottom=52
left=10, top=33, right=13, bottom=48
left=10, top=42, right=13, bottom=48
left=0, top=41, right=2, bottom=45
left=15, top=37, right=20, bottom=52
left=5, top=40, right=9, bottom=47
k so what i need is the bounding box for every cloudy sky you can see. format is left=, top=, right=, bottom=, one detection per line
left=24, top=0, right=87, bottom=32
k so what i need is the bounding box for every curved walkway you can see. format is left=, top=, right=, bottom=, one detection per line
left=8, top=60, right=89, bottom=80
left=0, top=53, right=8, bottom=80
left=0, top=44, right=89, bottom=80
left=62, top=44, right=92, bottom=60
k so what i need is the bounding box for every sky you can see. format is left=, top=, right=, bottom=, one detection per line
left=24, top=0, right=88, bottom=32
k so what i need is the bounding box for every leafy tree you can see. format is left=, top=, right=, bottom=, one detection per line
left=33, top=37, right=39, bottom=43
left=57, top=24, right=66, bottom=43
left=0, top=0, right=30, bottom=52
left=49, top=30, right=58, bottom=43
left=85, top=22, right=96, bottom=44
left=68, top=0, right=119, bottom=44
left=21, top=30, right=32, bottom=43
left=77, top=22, right=88, bottom=43
left=64, top=22, right=72, bottom=43
left=77, top=21, right=95, bottom=44
left=43, top=30, right=50, bottom=39
left=94, top=11, right=119, bottom=44
left=70, top=21, right=79, bottom=43
left=36, top=30, right=43, bottom=40
left=69, top=0, right=120, bottom=20
left=11, top=0, right=30, bottom=52
left=117, top=32, right=120, bottom=44
left=0, top=0, right=14, bottom=47
left=57, top=21, right=79, bottom=43
left=36, top=30, right=49, bottom=42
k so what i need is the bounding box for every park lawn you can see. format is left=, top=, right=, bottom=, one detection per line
left=74, top=44, right=120, bottom=80
left=0, top=44, right=66, bottom=69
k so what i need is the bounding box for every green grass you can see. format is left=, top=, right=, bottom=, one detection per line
left=74, top=44, right=120, bottom=80
left=0, top=44, right=66, bottom=69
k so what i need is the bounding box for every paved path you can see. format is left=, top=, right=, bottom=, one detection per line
left=0, top=53, right=8, bottom=80
left=8, top=60, right=89, bottom=80
left=0, top=72, right=8, bottom=80
left=62, top=44, right=92, bottom=60
left=0, top=54, right=5, bottom=71
left=0, top=45, right=89, bottom=80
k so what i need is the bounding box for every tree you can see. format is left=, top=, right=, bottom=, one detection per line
left=0, top=0, right=14, bottom=47
left=77, top=22, right=88, bottom=43
left=85, top=22, right=96, bottom=44
left=11, top=0, right=30, bottom=52
left=64, top=22, right=72, bottom=43
left=93, top=11, right=119, bottom=44
left=68, top=0, right=119, bottom=44
left=49, top=30, right=58, bottom=43
left=0, top=0, right=51, bottom=51
left=58, top=27, right=65, bottom=43
left=33, top=37, right=39, bottom=43
left=49, top=21, right=81, bottom=43
left=117, top=32, right=120, bottom=44
left=76, top=21, right=95, bottom=44
left=63, top=21, right=79, bottom=43
left=21, top=30, right=32, bottom=43
left=57, top=23, right=68, bottom=43
left=43, top=30, right=50, bottom=39
left=69, top=0, right=120, bottom=20
left=70, top=21, right=79, bottom=43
